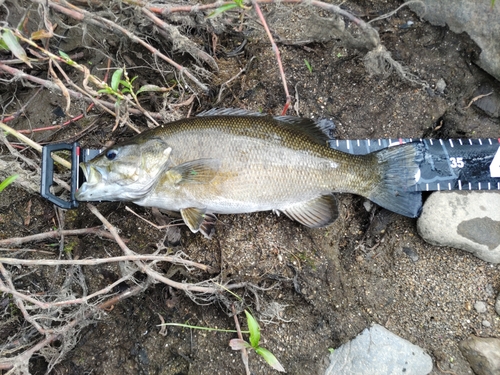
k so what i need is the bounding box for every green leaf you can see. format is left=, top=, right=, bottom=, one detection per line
left=207, top=3, right=238, bottom=18
left=255, top=347, right=285, bottom=372
left=304, top=59, right=312, bottom=73
left=136, top=84, right=165, bottom=95
left=245, top=310, right=260, bottom=349
left=0, top=175, right=19, bottom=193
left=2, top=29, right=31, bottom=67
left=97, top=87, right=114, bottom=95
left=111, top=69, right=124, bottom=92
left=59, top=50, right=70, bottom=60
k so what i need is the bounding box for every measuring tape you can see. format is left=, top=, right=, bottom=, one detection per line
left=41, top=139, right=500, bottom=209
left=329, top=138, right=500, bottom=192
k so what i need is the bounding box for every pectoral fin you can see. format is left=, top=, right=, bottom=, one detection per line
left=283, top=194, right=339, bottom=228
left=166, top=159, right=220, bottom=186
left=180, top=207, right=217, bottom=239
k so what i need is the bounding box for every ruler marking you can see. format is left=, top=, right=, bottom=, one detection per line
left=326, top=138, right=500, bottom=193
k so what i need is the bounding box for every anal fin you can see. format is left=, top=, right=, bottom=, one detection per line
left=283, top=194, right=339, bottom=228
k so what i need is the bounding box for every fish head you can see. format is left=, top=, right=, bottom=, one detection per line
left=75, top=137, right=172, bottom=202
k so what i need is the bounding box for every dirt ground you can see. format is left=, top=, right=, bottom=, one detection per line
left=1, top=0, right=499, bottom=374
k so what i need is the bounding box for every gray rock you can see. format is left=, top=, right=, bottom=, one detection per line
left=474, top=301, right=487, bottom=314
left=459, top=336, right=500, bottom=375
left=496, top=293, right=500, bottom=316
left=410, top=1, right=500, bottom=82
left=472, top=85, right=500, bottom=118
left=403, top=246, right=419, bottom=262
left=417, top=191, right=500, bottom=263
left=325, top=324, right=432, bottom=375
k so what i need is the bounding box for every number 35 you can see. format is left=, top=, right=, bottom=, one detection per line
left=450, top=157, right=464, bottom=168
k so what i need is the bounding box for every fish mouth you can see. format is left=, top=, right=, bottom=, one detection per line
left=79, top=163, right=102, bottom=186
left=76, top=163, right=102, bottom=200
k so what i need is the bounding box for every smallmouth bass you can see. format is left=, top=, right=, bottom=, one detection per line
left=75, top=109, right=422, bottom=238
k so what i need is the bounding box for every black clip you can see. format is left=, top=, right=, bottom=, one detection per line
left=41, top=143, right=101, bottom=209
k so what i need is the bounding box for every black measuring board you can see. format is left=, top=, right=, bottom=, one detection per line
left=329, top=138, right=500, bottom=192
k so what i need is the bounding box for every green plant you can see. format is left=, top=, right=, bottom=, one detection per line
left=0, top=29, right=31, bottom=66
left=163, top=309, right=285, bottom=372
left=208, top=0, right=246, bottom=18
left=229, top=310, right=285, bottom=372
left=304, top=59, right=313, bottom=73
left=0, top=175, right=19, bottom=193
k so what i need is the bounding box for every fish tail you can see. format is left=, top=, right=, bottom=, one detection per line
left=368, top=143, right=423, bottom=217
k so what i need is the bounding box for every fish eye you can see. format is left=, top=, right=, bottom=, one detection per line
left=106, top=149, right=118, bottom=160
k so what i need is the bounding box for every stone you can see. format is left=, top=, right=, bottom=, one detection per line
left=417, top=191, right=500, bottom=263
left=459, top=336, right=500, bottom=375
left=474, top=301, right=487, bottom=314
left=410, top=1, right=500, bottom=82
left=325, top=324, right=432, bottom=375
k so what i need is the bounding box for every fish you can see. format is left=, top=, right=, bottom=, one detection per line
left=75, top=108, right=422, bottom=238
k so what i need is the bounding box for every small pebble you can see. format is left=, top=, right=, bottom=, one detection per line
left=435, top=78, right=446, bottom=94
left=363, top=200, right=373, bottom=212
left=474, top=301, right=487, bottom=314
left=482, top=320, right=491, bottom=328
left=402, top=247, right=419, bottom=262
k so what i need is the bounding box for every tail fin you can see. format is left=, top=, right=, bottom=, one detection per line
left=368, top=143, right=423, bottom=217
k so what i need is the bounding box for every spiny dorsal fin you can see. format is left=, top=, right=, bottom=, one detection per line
left=197, top=108, right=266, bottom=117
left=197, top=108, right=335, bottom=145
left=165, top=159, right=220, bottom=186
left=282, top=194, right=339, bottom=228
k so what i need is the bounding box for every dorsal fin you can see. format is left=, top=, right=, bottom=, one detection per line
left=273, top=116, right=335, bottom=145
left=198, top=108, right=336, bottom=146
left=197, top=108, right=266, bottom=117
